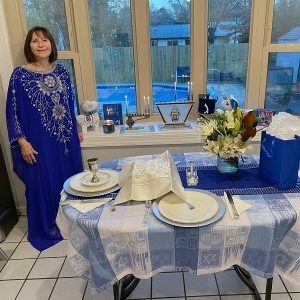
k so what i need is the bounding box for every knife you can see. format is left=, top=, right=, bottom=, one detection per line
left=225, top=191, right=239, bottom=219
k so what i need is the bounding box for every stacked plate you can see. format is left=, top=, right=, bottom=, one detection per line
left=63, top=169, right=120, bottom=197
left=152, top=189, right=225, bottom=227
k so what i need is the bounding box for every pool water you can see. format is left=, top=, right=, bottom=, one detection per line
left=97, top=84, right=216, bottom=115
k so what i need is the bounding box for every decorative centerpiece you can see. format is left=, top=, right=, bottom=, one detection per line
left=197, top=108, right=257, bottom=173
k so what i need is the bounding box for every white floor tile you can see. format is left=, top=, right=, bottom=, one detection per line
left=4, top=227, right=27, bottom=242
left=11, top=242, right=40, bottom=259
left=260, top=293, right=291, bottom=300
left=16, top=279, right=56, bottom=300
left=50, top=277, right=87, bottom=300
left=291, top=293, right=300, bottom=300
left=83, top=283, right=114, bottom=300
left=127, top=278, right=151, bottom=299
left=252, top=275, right=286, bottom=293
left=15, top=217, right=28, bottom=228
left=59, top=259, right=78, bottom=277
left=187, top=297, right=219, bottom=300
left=184, top=272, right=219, bottom=296
left=282, top=277, right=300, bottom=292
left=22, top=233, right=28, bottom=242
left=215, top=270, right=252, bottom=295
left=28, top=257, right=65, bottom=279
left=39, top=240, right=67, bottom=258
left=0, top=280, right=24, bottom=300
left=152, top=272, right=185, bottom=298
left=154, top=298, right=184, bottom=300
left=0, top=260, right=6, bottom=272
left=0, top=259, right=35, bottom=280
left=221, top=296, right=254, bottom=299
left=0, top=242, right=19, bottom=258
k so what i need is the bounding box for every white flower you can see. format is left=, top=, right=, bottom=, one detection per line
left=225, top=110, right=235, bottom=129
left=200, top=119, right=218, bottom=136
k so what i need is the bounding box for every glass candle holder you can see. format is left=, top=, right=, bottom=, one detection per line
left=103, top=120, right=115, bottom=134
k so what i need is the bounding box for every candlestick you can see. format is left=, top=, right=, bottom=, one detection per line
left=190, top=82, right=193, bottom=101
left=174, top=81, right=177, bottom=101
left=143, top=96, right=146, bottom=114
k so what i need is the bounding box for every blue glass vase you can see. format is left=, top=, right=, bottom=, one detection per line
left=217, top=156, right=239, bottom=174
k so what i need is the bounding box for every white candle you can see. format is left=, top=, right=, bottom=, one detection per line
left=147, top=96, right=150, bottom=114
left=187, top=81, right=190, bottom=95
left=125, top=95, right=128, bottom=114
left=190, top=82, right=193, bottom=100
left=174, top=81, right=177, bottom=100
left=143, top=96, right=146, bottom=114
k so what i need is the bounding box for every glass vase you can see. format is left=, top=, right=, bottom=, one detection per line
left=217, top=156, right=239, bottom=174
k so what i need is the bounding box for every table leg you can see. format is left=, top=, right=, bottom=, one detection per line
left=113, top=275, right=140, bottom=300
left=265, top=278, right=273, bottom=300
left=233, top=265, right=262, bottom=300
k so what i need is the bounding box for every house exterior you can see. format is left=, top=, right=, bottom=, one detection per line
left=150, top=22, right=237, bottom=46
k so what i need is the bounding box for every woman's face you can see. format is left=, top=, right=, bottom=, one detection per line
left=30, top=31, right=52, bottom=61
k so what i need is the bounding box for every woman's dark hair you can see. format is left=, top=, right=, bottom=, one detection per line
left=24, top=26, right=57, bottom=63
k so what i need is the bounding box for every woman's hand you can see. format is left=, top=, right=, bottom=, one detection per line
left=18, top=138, right=38, bottom=164
left=78, top=133, right=84, bottom=142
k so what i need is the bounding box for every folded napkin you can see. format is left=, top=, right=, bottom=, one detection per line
left=114, top=150, right=186, bottom=205
left=60, top=198, right=111, bottom=213
left=223, top=193, right=252, bottom=219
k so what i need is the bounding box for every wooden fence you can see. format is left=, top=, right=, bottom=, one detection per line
left=93, top=43, right=249, bottom=84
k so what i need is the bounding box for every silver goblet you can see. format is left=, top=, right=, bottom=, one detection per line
left=87, top=158, right=100, bottom=183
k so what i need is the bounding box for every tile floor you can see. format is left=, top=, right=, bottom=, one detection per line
left=1, top=216, right=300, bottom=300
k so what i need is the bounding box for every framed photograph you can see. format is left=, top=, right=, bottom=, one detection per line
left=103, top=103, right=123, bottom=125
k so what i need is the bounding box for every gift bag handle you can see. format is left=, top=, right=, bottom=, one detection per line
left=261, top=137, right=276, bottom=158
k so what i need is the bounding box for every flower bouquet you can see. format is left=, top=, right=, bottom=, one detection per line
left=197, top=108, right=257, bottom=172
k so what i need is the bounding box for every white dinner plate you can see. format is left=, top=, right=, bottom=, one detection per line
left=158, top=190, right=219, bottom=223
left=81, top=171, right=111, bottom=186
left=69, top=170, right=119, bottom=193
left=152, top=189, right=225, bottom=227
left=63, top=177, right=120, bottom=198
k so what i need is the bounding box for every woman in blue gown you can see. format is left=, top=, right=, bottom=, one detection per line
left=6, top=26, right=83, bottom=251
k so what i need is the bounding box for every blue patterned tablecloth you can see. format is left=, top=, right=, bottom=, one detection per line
left=57, top=152, right=300, bottom=294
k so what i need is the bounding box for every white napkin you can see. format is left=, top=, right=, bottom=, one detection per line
left=223, top=193, right=252, bottom=219
left=60, top=198, right=111, bottom=213
left=114, top=150, right=186, bottom=205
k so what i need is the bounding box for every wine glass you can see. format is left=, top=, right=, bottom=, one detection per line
left=87, top=158, right=100, bottom=183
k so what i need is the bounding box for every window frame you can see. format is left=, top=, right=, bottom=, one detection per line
left=2, top=0, right=299, bottom=118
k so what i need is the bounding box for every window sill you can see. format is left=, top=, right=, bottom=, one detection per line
left=80, top=121, right=263, bottom=149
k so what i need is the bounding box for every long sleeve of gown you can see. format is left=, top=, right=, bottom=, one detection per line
left=6, top=70, right=26, bottom=148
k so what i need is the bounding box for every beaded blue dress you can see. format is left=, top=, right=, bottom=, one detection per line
left=6, top=64, right=83, bottom=250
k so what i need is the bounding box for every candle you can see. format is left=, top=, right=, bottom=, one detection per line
left=103, top=119, right=115, bottom=134
left=174, top=81, right=177, bottom=101
left=190, top=82, right=193, bottom=101
left=125, top=95, right=128, bottom=114
left=143, top=96, right=146, bottom=114
left=187, top=81, right=190, bottom=100
left=147, top=96, right=150, bottom=114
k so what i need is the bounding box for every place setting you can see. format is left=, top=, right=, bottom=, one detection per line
left=113, top=150, right=227, bottom=227
left=63, top=157, right=120, bottom=198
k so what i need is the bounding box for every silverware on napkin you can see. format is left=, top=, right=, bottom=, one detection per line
left=60, top=197, right=113, bottom=206
left=225, top=191, right=239, bottom=219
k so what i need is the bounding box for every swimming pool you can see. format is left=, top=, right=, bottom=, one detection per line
left=97, top=84, right=216, bottom=114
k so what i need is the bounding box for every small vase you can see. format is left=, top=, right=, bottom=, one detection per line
left=217, top=156, right=239, bottom=174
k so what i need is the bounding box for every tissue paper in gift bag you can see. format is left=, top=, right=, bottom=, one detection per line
left=114, top=150, right=186, bottom=204
left=259, top=131, right=300, bottom=189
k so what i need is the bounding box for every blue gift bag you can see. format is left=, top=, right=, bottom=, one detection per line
left=259, top=131, right=300, bottom=189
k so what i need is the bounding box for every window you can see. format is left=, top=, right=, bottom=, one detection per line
left=271, top=0, right=300, bottom=44
left=23, top=0, right=70, bottom=51
left=207, top=0, right=252, bottom=109
left=88, top=0, right=136, bottom=115
left=149, top=0, right=191, bottom=110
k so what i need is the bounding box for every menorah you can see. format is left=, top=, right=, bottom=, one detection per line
left=125, top=113, right=151, bottom=130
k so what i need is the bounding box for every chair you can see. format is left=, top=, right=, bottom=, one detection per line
left=176, top=66, right=190, bottom=83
